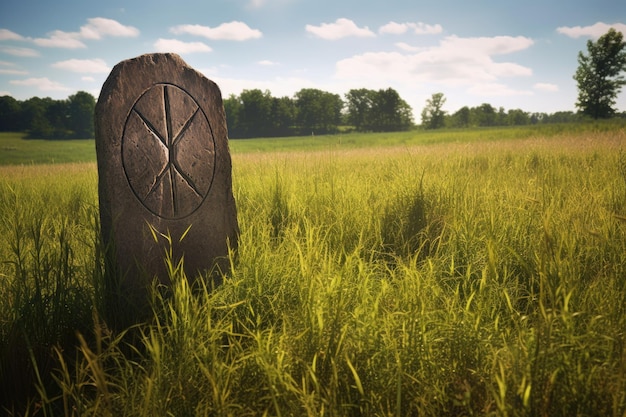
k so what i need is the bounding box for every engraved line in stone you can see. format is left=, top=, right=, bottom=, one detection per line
left=172, top=107, right=200, bottom=147
left=164, top=86, right=178, bottom=216
left=146, top=164, right=170, bottom=201
left=133, top=108, right=167, bottom=148
left=172, top=158, right=203, bottom=198
left=171, top=107, right=203, bottom=198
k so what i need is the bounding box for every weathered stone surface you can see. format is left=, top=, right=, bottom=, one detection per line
left=95, top=53, right=238, bottom=320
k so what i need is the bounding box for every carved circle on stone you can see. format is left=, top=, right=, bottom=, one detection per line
left=122, top=83, right=216, bottom=219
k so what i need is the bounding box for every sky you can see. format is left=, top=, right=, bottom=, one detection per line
left=0, top=0, right=625, bottom=121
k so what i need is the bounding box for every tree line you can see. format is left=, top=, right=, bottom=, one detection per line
left=420, top=92, right=590, bottom=130
left=1, top=29, right=623, bottom=139
left=422, top=28, right=626, bottom=129
left=0, top=92, right=95, bottom=139
left=224, top=87, right=414, bottom=138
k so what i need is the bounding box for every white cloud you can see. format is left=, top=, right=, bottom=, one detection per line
left=306, top=18, right=376, bottom=40
left=82, top=76, right=96, bottom=82
left=212, top=75, right=316, bottom=98
left=258, top=60, right=279, bottom=66
left=0, top=91, right=11, bottom=96
left=32, top=17, right=139, bottom=49
left=10, top=77, right=69, bottom=92
left=34, top=30, right=86, bottom=48
left=0, top=46, right=39, bottom=57
left=52, top=58, right=110, bottom=73
left=79, top=17, right=139, bottom=39
left=395, top=42, right=422, bottom=52
left=379, top=22, right=410, bottom=35
left=533, top=82, right=559, bottom=92
left=0, top=29, right=24, bottom=41
left=171, top=21, right=262, bottom=41
left=557, top=22, right=626, bottom=39
left=379, top=21, right=443, bottom=35
left=467, top=83, right=533, bottom=97
left=335, top=35, right=533, bottom=93
left=154, top=38, right=212, bottom=54
left=0, top=68, right=28, bottom=75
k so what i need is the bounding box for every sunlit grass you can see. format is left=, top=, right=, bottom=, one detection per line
left=1, top=127, right=626, bottom=416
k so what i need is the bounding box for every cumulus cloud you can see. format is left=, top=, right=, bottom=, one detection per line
left=52, top=58, right=110, bottom=73
left=557, top=22, right=626, bottom=39
left=82, top=76, right=96, bottom=82
left=306, top=18, right=376, bottom=40
left=467, top=83, right=533, bottom=97
left=533, top=82, right=559, bottom=92
left=0, top=29, right=25, bottom=41
left=379, top=21, right=443, bottom=35
left=33, top=30, right=87, bottom=48
left=213, top=75, right=317, bottom=98
left=10, top=77, right=69, bottom=92
left=154, top=38, right=212, bottom=54
left=79, top=17, right=139, bottom=39
left=0, top=61, right=27, bottom=75
left=33, top=17, right=139, bottom=49
left=395, top=42, right=422, bottom=52
left=0, top=46, right=39, bottom=57
left=258, top=60, right=279, bottom=66
left=335, top=35, right=534, bottom=96
left=0, top=68, right=28, bottom=75
left=171, top=21, right=262, bottom=41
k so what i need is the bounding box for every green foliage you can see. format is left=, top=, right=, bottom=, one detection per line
left=347, top=88, right=414, bottom=132
left=295, top=88, right=343, bottom=134
left=2, top=127, right=626, bottom=415
left=574, top=28, right=626, bottom=119
left=0, top=92, right=96, bottom=139
left=421, top=92, right=447, bottom=129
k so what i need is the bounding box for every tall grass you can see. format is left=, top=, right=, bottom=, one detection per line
left=1, top=129, right=626, bottom=416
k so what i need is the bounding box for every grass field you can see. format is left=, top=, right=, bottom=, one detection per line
left=1, top=123, right=626, bottom=416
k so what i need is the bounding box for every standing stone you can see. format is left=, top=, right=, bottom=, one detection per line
left=95, top=53, right=238, bottom=323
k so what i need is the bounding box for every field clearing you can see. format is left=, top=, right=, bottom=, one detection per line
left=1, top=126, right=626, bottom=416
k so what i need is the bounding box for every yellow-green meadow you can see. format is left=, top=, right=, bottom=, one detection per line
left=1, top=124, right=625, bottom=416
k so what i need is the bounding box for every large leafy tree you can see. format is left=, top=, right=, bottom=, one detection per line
left=239, top=89, right=273, bottom=137
left=67, top=91, right=95, bottom=138
left=420, top=93, right=447, bottom=129
left=370, top=88, right=413, bottom=132
left=345, top=88, right=413, bottom=132
left=294, top=88, right=343, bottom=134
left=573, top=28, right=626, bottom=119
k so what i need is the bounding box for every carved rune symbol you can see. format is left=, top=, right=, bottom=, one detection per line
left=122, top=84, right=216, bottom=219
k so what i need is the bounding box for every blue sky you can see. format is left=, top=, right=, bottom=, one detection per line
left=1, top=0, right=625, bottom=120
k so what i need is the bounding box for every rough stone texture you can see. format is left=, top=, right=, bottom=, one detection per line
left=95, top=53, right=238, bottom=321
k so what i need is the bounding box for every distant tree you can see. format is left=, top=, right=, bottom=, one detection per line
left=421, top=93, right=447, bottom=129
left=223, top=94, right=242, bottom=137
left=295, top=88, right=343, bottom=133
left=270, top=96, right=296, bottom=136
left=67, top=91, right=95, bottom=138
left=474, top=103, right=497, bottom=126
left=47, top=99, right=70, bottom=138
left=21, top=97, right=53, bottom=138
left=543, top=111, right=578, bottom=124
left=507, top=109, right=530, bottom=126
left=574, top=28, right=626, bottom=119
left=0, top=95, right=21, bottom=131
left=370, top=88, right=413, bottom=131
left=448, top=106, right=470, bottom=128
left=345, top=88, right=413, bottom=132
left=239, top=89, right=273, bottom=137
left=345, top=88, right=376, bottom=131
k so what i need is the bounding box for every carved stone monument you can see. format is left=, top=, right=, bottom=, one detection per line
left=95, top=53, right=238, bottom=322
